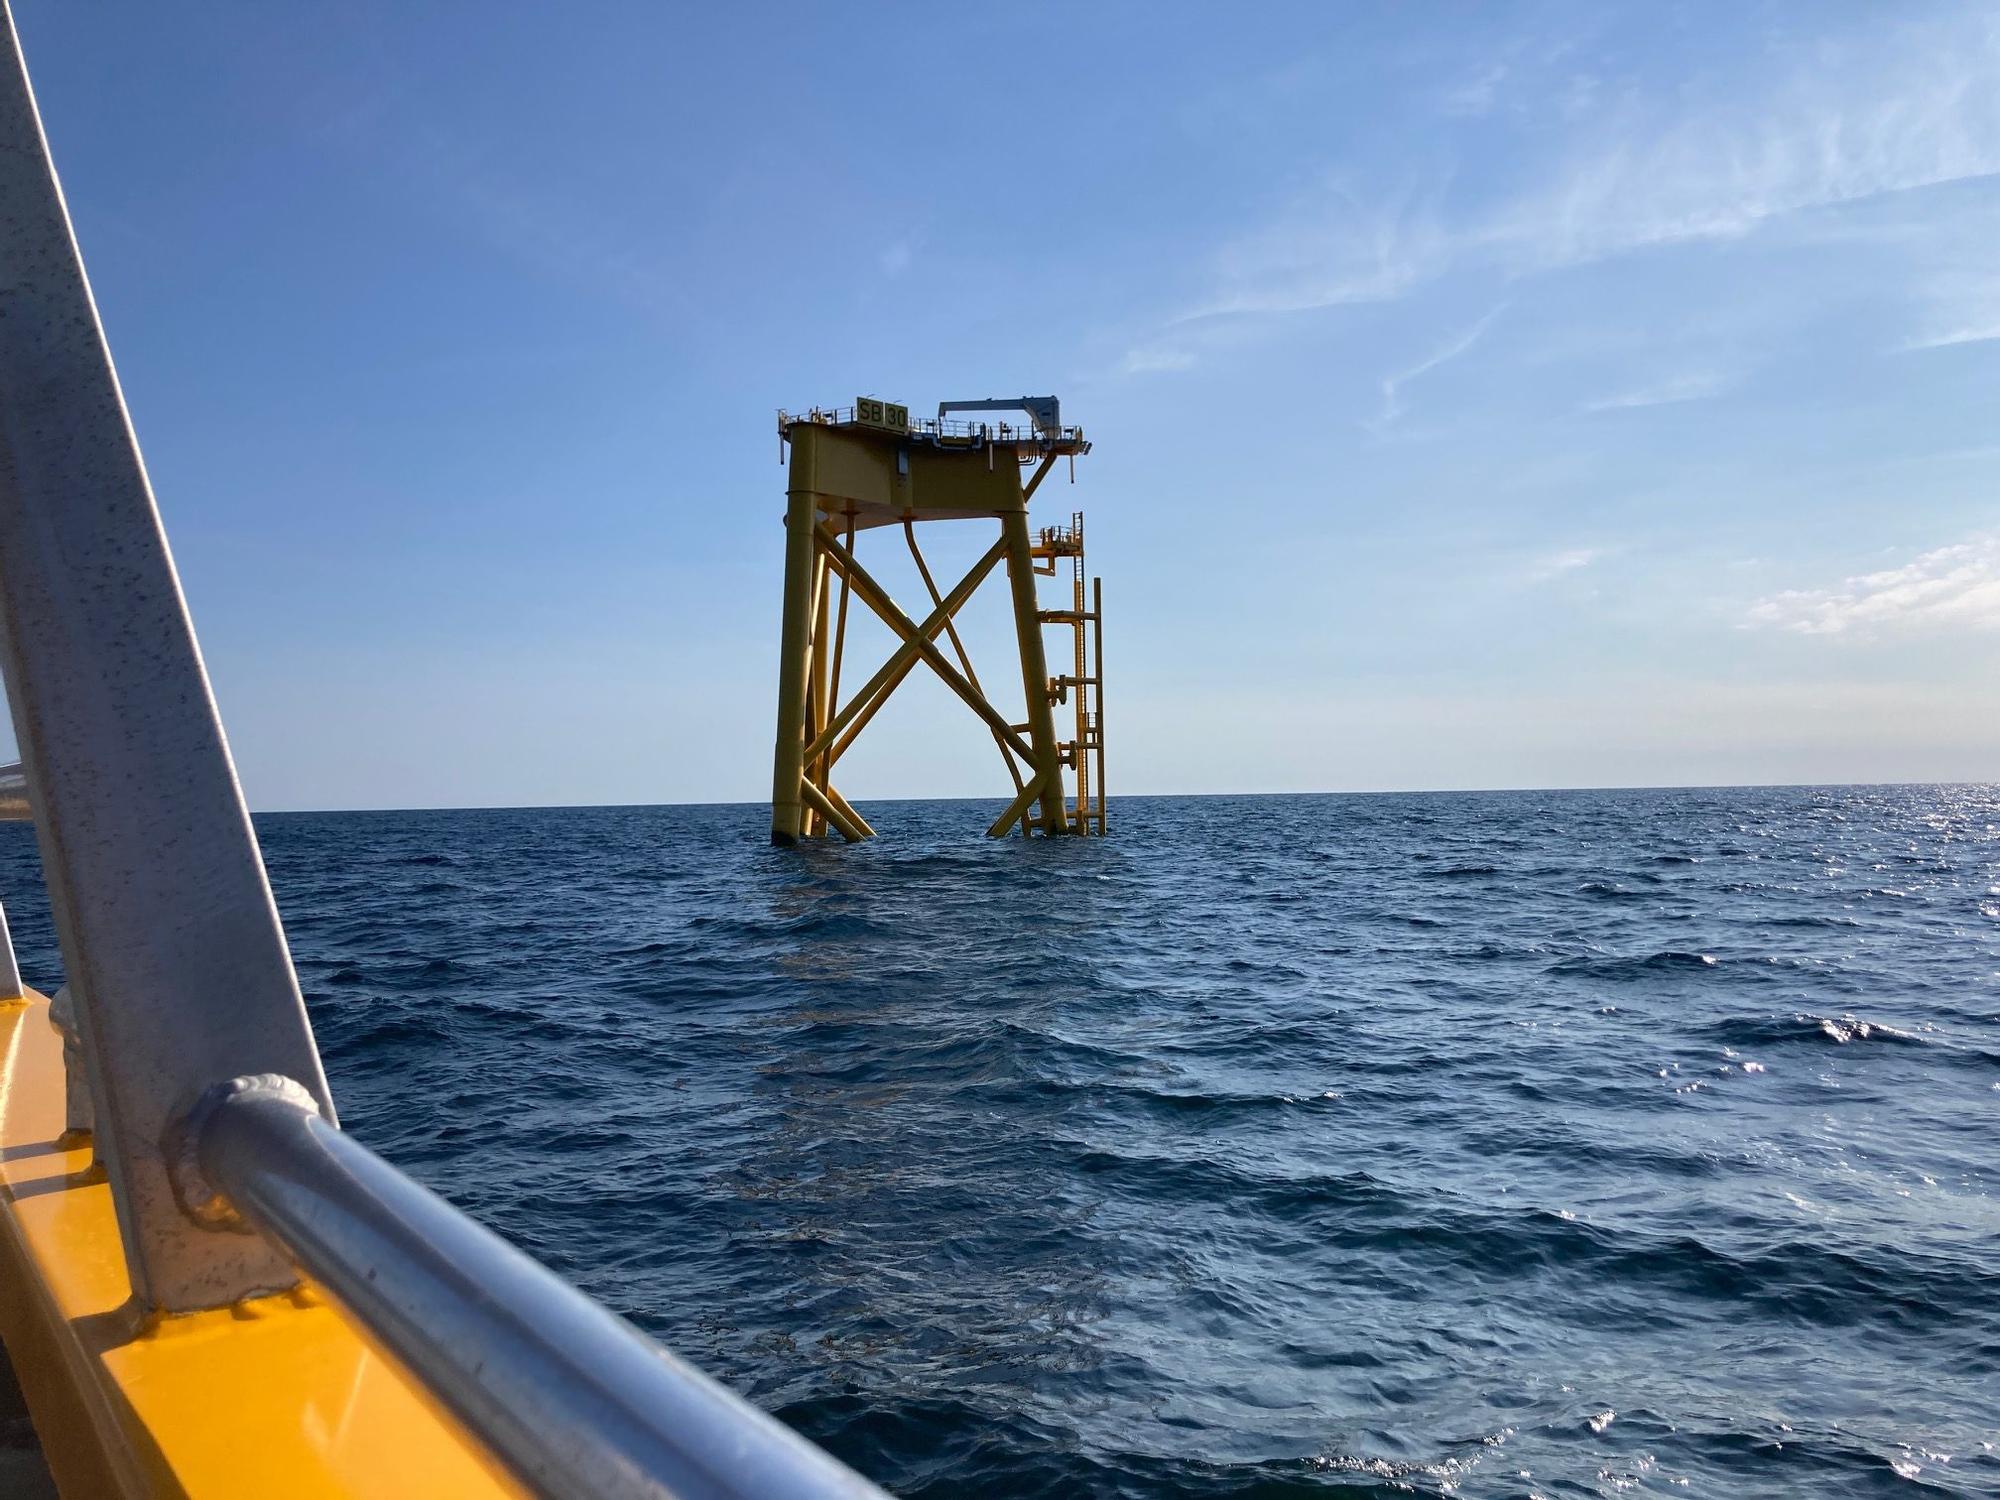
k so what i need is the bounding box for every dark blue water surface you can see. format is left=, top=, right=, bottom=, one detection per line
left=2, top=787, right=1997, bottom=1497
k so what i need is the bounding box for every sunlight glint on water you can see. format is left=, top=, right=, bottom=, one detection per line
left=1, top=785, right=1992, bottom=1498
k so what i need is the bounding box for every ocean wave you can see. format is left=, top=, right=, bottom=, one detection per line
left=1545, top=950, right=1718, bottom=978
left=3, top=790, right=1993, bottom=1499
left=1576, top=880, right=1646, bottom=901
left=1706, top=1012, right=1929, bottom=1049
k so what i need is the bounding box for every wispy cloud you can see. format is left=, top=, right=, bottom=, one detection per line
left=879, top=240, right=915, bottom=277
left=1528, top=546, right=1605, bottom=583
left=1177, top=11, right=2000, bottom=329
left=1435, top=31, right=1595, bottom=123
left=1901, top=262, right=2000, bottom=349
left=1581, top=370, right=1734, bottom=413
left=1745, top=535, right=2000, bottom=636
left=1440, top=62, right=1510, bottom=119
left=1482, top=14, right=2000, bottom=271
left=1182, top=177, right=1448, bottom=323
left=1371, top=304, right=1505, bottom=429
left=1905, top=320, right=2000, bottom=351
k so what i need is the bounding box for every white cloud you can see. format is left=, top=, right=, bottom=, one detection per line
left=879, top=240, right=914, bottom=277
left=1745, top=535, right=2000, bottom=636
left=1906, top=320, right=2000, bottom=351
left=1441, top=63, right=1510, bottom=119
left=1371, top=304, right=1505, bottom=428
left=1902, top=264, right=2000, bottom=349
left=1483, top=14, right=2000, bottom=271
left=1528, top=546, right=1603, bottom=583
left=1182, top=177, right=1448, bottom=322
left=1180, top=11, right=2000, bottom=326
left=1581, top=370, right=1734, bottom=413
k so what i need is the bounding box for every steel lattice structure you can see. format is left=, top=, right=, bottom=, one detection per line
left=769, top=398, right=1106, bottom=842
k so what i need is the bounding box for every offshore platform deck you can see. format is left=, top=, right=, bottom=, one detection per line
left=769, top=396, right=1106, bottom=843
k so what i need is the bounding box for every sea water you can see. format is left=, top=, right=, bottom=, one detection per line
left=1, top=786, right=1993, bottom=1497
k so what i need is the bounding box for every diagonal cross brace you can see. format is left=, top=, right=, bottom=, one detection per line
left=812, top=522, right=1037, bottom=767
left=905, top=519, right=1024, bottom=794
left=802, top=534, right=1009, bottom=769
left=985, top=766, right=1058, bottom=838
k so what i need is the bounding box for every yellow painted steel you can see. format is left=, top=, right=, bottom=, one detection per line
left=807, top=550, right=834, bottom=838
left=768, top=404, right=1108, bottom=843
left=800, top=780, right=866, bottom=843
left=820, top=783, right=876, bottom=841
left=999, top=507, right=1069, bottom=836
left=0, top=990, right=521, bottom=1499
left=985, top=769, right=1057, bottom=839
left=808, top=541, right=1007, bottom=769
left=770, top=484, right=820, bottom=845
left=1030, top=514, right=1105, bottom=834
left=812, top=524, right=1038, bottom=767
left=904, top=520, right=1023, bottom=795
left=1093, top=575, right=1107, bottom=833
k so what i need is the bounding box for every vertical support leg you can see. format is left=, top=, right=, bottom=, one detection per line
left=1093, top=575, right=1107, bottom=835
left=771, top=487, right=819, bottom=845
left=1071, top=540, right=1088, bottom=828
left=1001, top=509, right=1069, bottom=835
left=808, top=550, right=833, bottom=836
left=799, top=551, right=825, bottom=839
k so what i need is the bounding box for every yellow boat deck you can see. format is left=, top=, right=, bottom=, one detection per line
left=0, top=990, right=520, bottom=1498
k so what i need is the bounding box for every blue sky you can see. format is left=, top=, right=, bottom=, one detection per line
left=10, top=2, right=1999, bottom=809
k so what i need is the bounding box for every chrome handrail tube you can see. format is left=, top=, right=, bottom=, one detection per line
left=197, top=1078, right=888, bottom=1500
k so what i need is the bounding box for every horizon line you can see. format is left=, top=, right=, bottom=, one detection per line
left=244, top=777, right=1999, bottom=818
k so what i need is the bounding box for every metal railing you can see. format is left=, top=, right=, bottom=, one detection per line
left=777, top=405, right=1089, bottom=450
left=191, top=1076, right=885, bottom=1500
left=0, top=7, right=892, bottom=1496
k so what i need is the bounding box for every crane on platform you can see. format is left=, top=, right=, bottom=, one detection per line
left=935, top=395, right=1064, bottom=439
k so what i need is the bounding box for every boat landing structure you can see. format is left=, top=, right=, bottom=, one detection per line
left=770, top=397, right=1107, bottom=844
